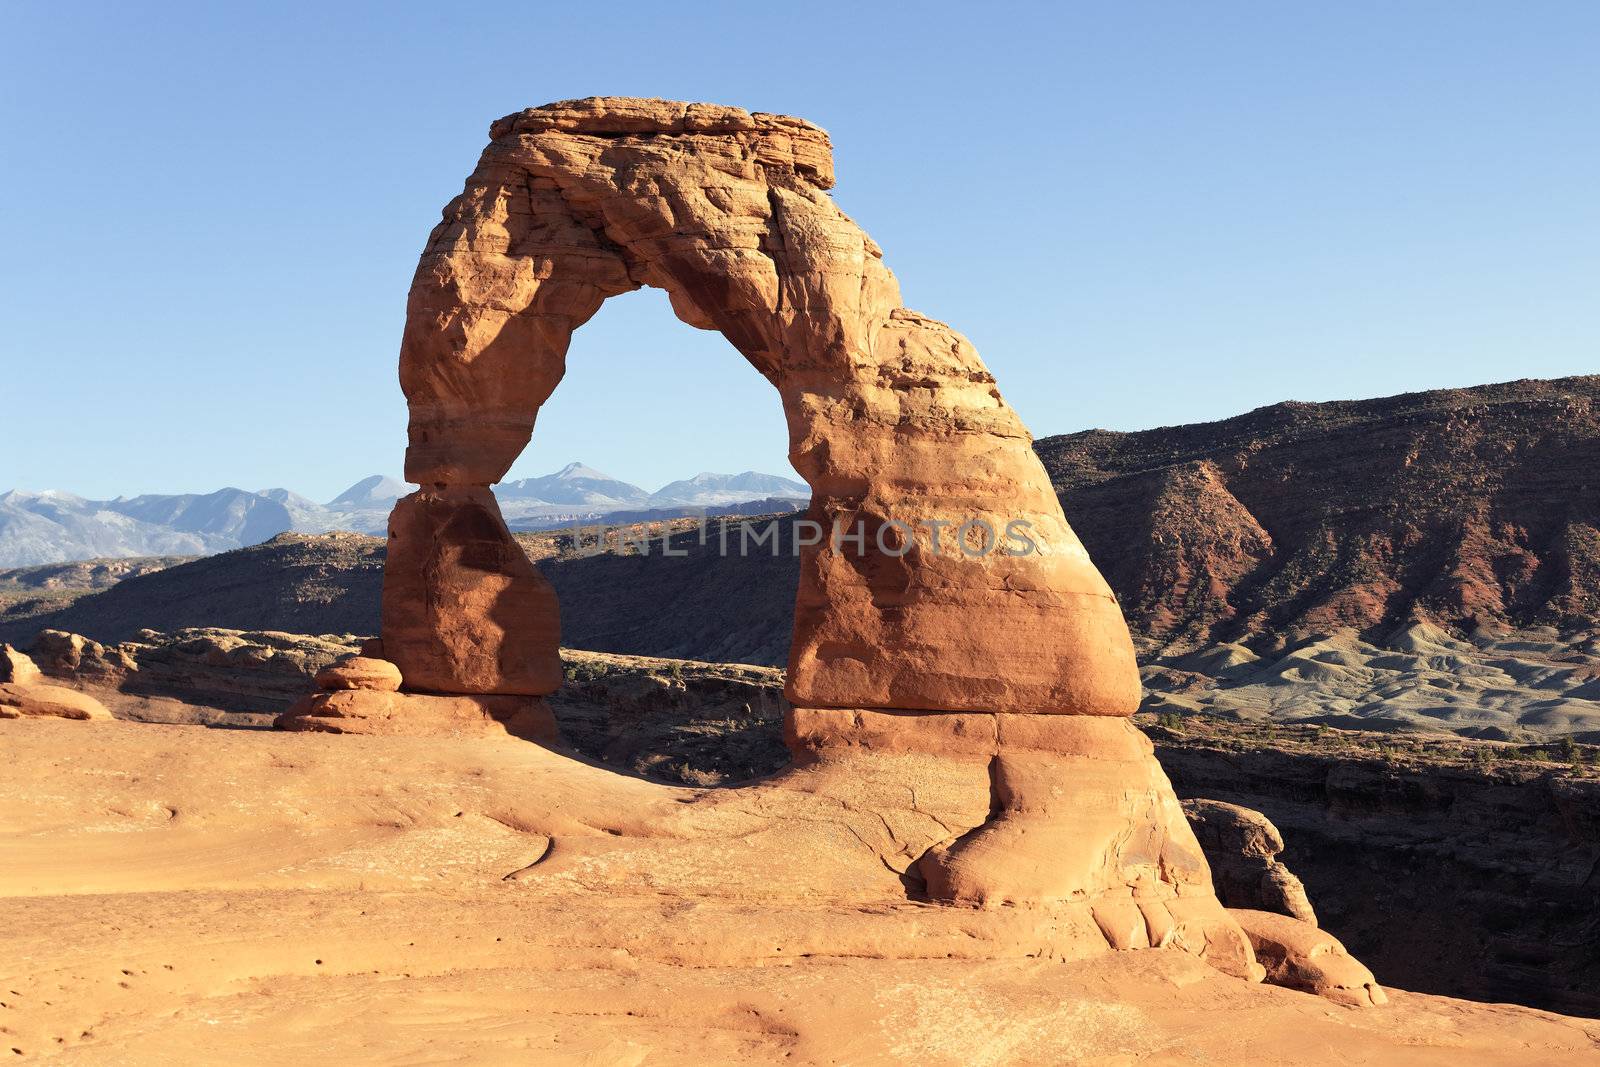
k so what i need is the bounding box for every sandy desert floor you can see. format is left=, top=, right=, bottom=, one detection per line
left=3, top=718, right=1598, bottom=1065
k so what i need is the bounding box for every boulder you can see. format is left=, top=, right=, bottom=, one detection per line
left=1184, top=799, right=1317, bottom=924
left=314, top=655, right=403, bottom=692
left=0, top=644, right=42, bottom=686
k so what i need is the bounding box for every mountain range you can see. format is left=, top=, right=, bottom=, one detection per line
left=0, top=464, right=808, bottom=567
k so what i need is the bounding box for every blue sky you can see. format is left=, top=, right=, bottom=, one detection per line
left=3, top=2, right=1597, bottom=501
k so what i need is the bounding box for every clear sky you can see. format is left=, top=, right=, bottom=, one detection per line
left=3, top=2, right=1597, bottom=502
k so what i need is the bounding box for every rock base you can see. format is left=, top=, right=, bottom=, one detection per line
left=276, top=689, right=558, bottom=742
left=783, top=708, right=1262, bottom=981
left=1232, top=908, right=1388, bottom=1007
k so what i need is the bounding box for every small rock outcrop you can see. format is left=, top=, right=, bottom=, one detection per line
left=1183, top=799, right=1317, bottom=924
left=313, top=656, right=403, bottom=692
left=0, top=645, right=110, bottom=721
left=279, top=650, right=554, bottom=741
left=1231, top=908, right=1387, bottom=1008
left=0, top=682, right=112, bottom=721
left=1, top=643, right=43, bottom=686
left=30, top=627, right=357, bottom=714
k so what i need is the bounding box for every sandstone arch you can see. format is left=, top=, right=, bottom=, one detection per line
left=282, top=100, right=1257, bottom=969
left=388, top=97, right=1139, bottom=718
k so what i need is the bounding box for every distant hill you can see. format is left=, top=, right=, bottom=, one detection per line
left=325, top=475, right=409, bottom=509
left=0, top=510, right=800, bottom=658
left=0, top=555, right=191, bottom=621
left=647, top=471, right=808, bottom=507
left=0, top=533, right=386, bottom=644
left=1036, top=374, right=1600, bottom=651
left=500, top=462, right=649, bottom=507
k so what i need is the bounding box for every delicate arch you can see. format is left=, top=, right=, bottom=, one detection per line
left=382, top=97, right=1139, bottom=717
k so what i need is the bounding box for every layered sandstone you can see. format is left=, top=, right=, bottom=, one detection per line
left=1233, top=909, right=1387, bottom=1008
left=0, top=681, right=111, bottom=721
left=1182, top=799, right=1317, bottom=924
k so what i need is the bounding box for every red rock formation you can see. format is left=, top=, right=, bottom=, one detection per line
left=283, top=98, right=1278, bottom=980
left=278, top=689, right=555, bottom=741
left=1, top=643, right=42, bottom=686
left=313, top=656, right=402, bottom=692
left=1232, top=909, right=1387, bottom=1008
left=0, top=682, right=112, bottom=721
left=391, top=97, right=1137, bottom=717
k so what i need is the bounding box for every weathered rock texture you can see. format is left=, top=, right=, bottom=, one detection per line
left=279, top=689, right=557, bottom=742
left=9, top=720, right=1595, bottom=1064
left=382, top=488, right=561, bottom=696
left=30, top=627, right=358, bottom=715
left=0, top=682, right=111, bottom=721
left=349, top=97, right=1253, bottom=969
left=314, top=656, right=402, bottom=692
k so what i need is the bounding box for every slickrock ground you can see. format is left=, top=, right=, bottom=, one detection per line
left=4, top=716, right=1598, bottom=1065
left=21, top=628, right=1600, bottom=1016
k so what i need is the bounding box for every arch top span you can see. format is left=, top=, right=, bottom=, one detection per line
left=387, top=96, right=1141, bottom=718
left=487, top=97, right=836, bottom=188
